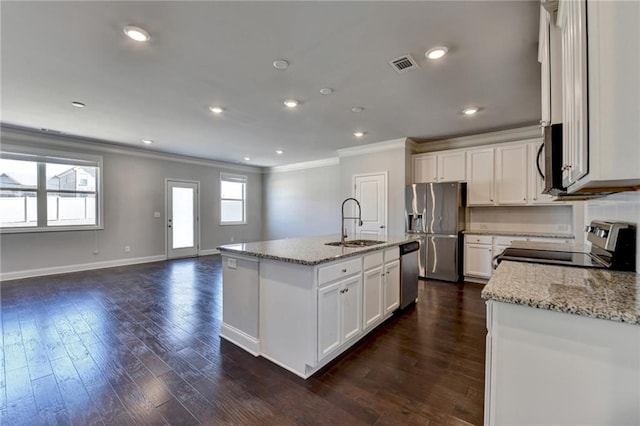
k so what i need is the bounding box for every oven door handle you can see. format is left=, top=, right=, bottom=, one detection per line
left=536, top=143, right=545, bottom=180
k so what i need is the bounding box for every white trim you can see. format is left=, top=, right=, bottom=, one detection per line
left=414, top=125, right=542, bottom=153
left=267, top=157, right=339, bottom=173
left=220, top=323, right=260, bottom=356
left=0, top=254, right=167, bottom=282
left=338, top=138, right=408, bottom=158
left=1, top=125, right=261, bottom=174
left=199, top=249, right=220, bottom=256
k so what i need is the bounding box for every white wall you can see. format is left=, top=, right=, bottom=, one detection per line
left=584, top=191, right=640, bottom=272
left=262, top=163, right=340, bottom=240
left=468, top=205, right=574, bottom=234
left=0, top=129, right=262, bottom=278
left=339, top=144, right=408, bottom=237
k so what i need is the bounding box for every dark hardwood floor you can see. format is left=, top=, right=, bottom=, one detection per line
left=0, top=255, right=486, bottom=425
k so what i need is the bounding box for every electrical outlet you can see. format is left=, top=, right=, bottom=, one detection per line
left=154, top=211, right=161, bottom=218
left=227, top=258, right=237, bottom=269
left=124, top=245, right=131, bottom=253
left=557, top=224, right=569, bottom=231
left=93, top=250, right=99, bottom=255
left=230, top=236, right=235, bottom=242
left=479, top=224, right=488, bottom=230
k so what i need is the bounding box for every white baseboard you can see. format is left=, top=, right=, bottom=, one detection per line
left=464, top=276, right=489, bottom=284
left=199, top=249, right=220, bottom=256
left=1, top=254, right=167, bottom=282
left=220, top=323, right=260, bottom=356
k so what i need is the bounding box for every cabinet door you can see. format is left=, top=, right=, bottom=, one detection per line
left=528, top=142, right=555, bottom=204
left=341, top=276, right=362, bottom=342
left=464, top=243, right=493, bottom=279
left=467, top=149, right=495, bottom=206
left=318, top=282, right=341, bottom=360
left=496, top=144, right=528, bottom=205
left=539, top=5, right=551, bottom=126
left=559, top=0, right=588, bottom=188
left=383, top=260, right=400, bottom=315
left=363, top=266, right=384, bottom=330
left=414, top=154, right=437, bottom=183
left=438, top=151, right=466, bottom=182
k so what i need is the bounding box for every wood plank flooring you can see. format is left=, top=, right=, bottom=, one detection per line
left=0, top=255, right=486, bottom=425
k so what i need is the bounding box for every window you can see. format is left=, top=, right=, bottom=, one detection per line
left=0, top=146, right=102, bottom=232
left=220, top=173, right=246, bottom=225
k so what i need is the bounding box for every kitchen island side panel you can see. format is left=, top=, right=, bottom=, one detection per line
left=259, top=259, right=316, bottom=377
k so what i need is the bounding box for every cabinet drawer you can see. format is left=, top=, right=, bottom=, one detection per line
left=465, top=235, right=493, bottom=245
left=494, top=236, right=527, bottom=246
left=363, top=251, right=384, bottom=270
left=384, top=247, right=399, bottom=262
left=318, top=258, right=362, bottom=286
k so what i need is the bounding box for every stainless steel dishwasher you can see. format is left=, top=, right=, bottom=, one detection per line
left=399, top=240, right=420, bottom=309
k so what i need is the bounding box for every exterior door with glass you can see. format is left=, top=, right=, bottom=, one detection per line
left=166, top=180, right=199, bottom=259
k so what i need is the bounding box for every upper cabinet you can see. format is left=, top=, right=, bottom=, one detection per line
left=496, top=144, right=528, bottom=205
left=467, top=148, right=495, bottom=206
left=551, top=0, right=640, bottom=192
left=413, top=151, right=466, bottom=183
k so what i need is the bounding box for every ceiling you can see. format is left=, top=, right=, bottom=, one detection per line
left=1, top=1, right=541, bottom=167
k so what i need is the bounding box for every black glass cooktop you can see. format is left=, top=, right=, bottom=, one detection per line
left=498, top=248, right=607, bottom=269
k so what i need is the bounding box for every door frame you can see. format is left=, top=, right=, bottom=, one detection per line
left=165, top=179, right=201, bottom=259
left=352, top=171, right=388, bottom=239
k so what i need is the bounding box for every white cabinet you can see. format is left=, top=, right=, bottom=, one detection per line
left=539, top=4, right=563, bottom=126
left=464, top=235, right=494, bottom=279
left=467, top=148, right=495, bottom=206
left=414, top=151, right=466, bottom=183
left=362, top=251, right=384, bottom=331
left=496, top=144, right=528, bottom=205
left=555, top=0, right=640, bottom=192
left=383, top=259, right=400, bottom=315
left=317, top=274, right=362, bottom=361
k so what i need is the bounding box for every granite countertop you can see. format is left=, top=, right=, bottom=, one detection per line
left=509, top=240, right=591, bottom=253
left=482, top=261, right=640, bottom=325
left=217, top=235, right=414, bottom=266
left=464, top=230, right=574, bottom=239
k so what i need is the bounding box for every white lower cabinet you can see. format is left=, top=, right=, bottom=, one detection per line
left=464, top=243, right=493, bottom=279
left=318, top=274, right=363, bottom=361
left=383, top=259, right=400, bottom=314
left=363, top=265, right=384, bottom=330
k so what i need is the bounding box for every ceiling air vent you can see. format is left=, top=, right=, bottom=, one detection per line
left=388, top=54, right=419, bottom=74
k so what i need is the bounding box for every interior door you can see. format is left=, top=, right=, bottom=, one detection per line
left=166, top=180, right=199, bottom=259
left=353, top=173, right=387, bottom=239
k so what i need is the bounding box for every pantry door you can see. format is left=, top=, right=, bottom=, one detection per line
left=353, top=172, right=387, bottom=240
left=166, top=180, right=199, bottom=259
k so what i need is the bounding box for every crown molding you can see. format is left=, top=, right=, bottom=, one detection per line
left=267, top=157, right=339, bottom=174
left=0, top=124, right=262, bottom=173
left=413, top=125, right=542, bottom=153
left=338, top=137, right=410, bottom=158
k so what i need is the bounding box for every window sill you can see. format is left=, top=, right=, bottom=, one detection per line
left=219, top=221, right=247, bottom=226
left=0, top=225, right=104, bottom=234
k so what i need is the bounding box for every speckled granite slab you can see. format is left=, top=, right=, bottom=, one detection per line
left=482, top=261, right=640, bottom=325
left=464, top=230, right=574, bottom=239
left=217, top=235, right=414, bottom=266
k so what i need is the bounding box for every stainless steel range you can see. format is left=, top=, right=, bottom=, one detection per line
left=496, top=221, right=636, bottom=271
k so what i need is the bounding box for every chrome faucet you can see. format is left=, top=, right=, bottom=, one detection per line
left=341, top=197, right=363, bottom=245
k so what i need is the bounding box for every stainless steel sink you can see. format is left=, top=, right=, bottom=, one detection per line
left=325, top=239, right=387, bottom=248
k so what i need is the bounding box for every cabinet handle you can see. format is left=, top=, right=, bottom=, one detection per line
left=341, top=268, right=347, bottom=273
left=345, top=288, right=349, bottom=293
left=523, top=198, right=526, bottom=201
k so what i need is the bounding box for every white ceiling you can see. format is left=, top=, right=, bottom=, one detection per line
left=1, top=1, right=541, bottom=167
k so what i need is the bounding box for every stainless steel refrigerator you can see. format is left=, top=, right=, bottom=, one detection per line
left=405, top=182, right=466, bottom=281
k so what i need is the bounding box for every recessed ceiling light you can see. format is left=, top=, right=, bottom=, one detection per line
left=462, top=107, right=479, bottom=115
left=353, top=131, right=366, bottom=138
left=209, top=106, right=224, bottom=114
left=351, top=106, right=364, bottom=113
left=71, top=101, right=85, bottom=108
left=142, top=139, right=154, bottom=145
left=123, top=25, right=150, bottom=42
left=319, top=88, right=333, bottom=95
left=243, top=156, right=251, bottom=161
left=426, top=46, right=448, bottom=60
left=284, top=100, right=298, bottom=108
left=273, top=59, right=289, bottom=70
left=276, top=150, right=284, bottom=155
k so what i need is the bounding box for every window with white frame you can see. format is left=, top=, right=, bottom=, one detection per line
left=220, top=173, right=246, bottom=225
left=0, top=147, right=102, bottom=232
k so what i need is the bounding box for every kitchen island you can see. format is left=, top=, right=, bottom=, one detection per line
left=482, top=260, right=640, bottom=425
left=217, top=235, right=413, bottom=378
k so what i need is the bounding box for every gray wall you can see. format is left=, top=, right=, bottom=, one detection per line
left=262, top=164, right=340, bottom=240
left=0, top=129, right=262, bottom=275
left=339, top=146, right=408, bottom=237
